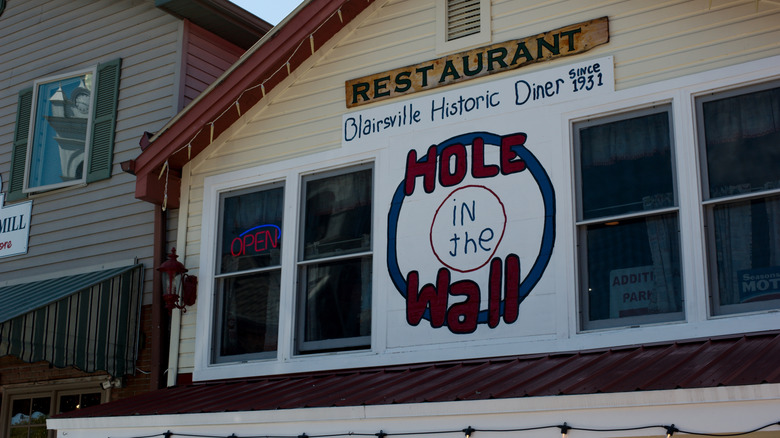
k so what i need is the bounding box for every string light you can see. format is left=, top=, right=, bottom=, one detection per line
left=157, top=0, right=367, bottom=172
left=108, top=421, right=780, bottom=438
left=558, top=423, right=570, bottom=438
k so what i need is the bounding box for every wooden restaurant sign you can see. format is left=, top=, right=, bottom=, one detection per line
left=346, top=17, right=609, bottom=108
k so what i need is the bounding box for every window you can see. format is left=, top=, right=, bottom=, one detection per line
left=210, top=164, right=374, bottom=362
left=575, top=105, right=684, bottom=330
left=697, top=81, right=780, bottom=316
left=8, top=59, right=121, bottom=201
left=214, top=183, right=284, bottom=362
left=297, top=166, right=373, bottom=353
left=2, top=382, right=106, bottom=438
left=25, top=70, right=95, bottom=191
left=436, top=0, right=491, bottom=54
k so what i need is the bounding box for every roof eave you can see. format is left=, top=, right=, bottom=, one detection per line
left=134, top=0, right=374, bottom=208
left=155, top=0, right=274, bottom=49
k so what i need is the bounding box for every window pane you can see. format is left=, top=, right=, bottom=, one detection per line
left=583, top=214, right=683, bottom=326
left=303, top=168, right=372, bottom=259
left=29, top=397, right=50, bottom=424
left=218, top=270, right=280, bottom=358
left=701, top=85, right=780, bottom=199
left=29, top=428, right=47, bottom=438
left=79, top=392, right=102, bottom=409
left=10, top=428, right=29, bottom=438
left=579, top=110, right=674, bottom=219
left=29, top=73, right=93, bottom=189
left=301, top=256, right=372, bottom=346
left=58, top=392, right=101, bottom=414
left=220, top=186, right=283, bottom=274
left=10, top=399, right=31, bottom=425
left=711, top=195, right=780, bottom=313
left=58, top=394, right=79, bottom=414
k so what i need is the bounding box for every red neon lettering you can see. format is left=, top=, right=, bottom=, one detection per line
left=231, top=227, right=280, bottom=258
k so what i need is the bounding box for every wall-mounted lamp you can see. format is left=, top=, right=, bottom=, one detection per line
left=157, top=248, right=197, bottom=314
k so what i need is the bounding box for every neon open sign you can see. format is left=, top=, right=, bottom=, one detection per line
left=231, top=224, right=281, bottom=257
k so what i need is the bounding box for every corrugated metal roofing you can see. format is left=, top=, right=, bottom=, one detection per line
left=0, top=264, right=142, bottom=323
left=58, top=330, right=780, bottom=418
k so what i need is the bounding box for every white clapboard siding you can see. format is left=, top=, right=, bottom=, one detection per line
left=0, top=0, right=180, bottom=306
left=175, top=0, right=780, bottom=371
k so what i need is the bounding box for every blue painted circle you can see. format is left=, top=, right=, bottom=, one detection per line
left=386, top=132, right=556, bottom=325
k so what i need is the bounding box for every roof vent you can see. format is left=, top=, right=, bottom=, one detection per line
left=447, top=0, right=481, bottom=41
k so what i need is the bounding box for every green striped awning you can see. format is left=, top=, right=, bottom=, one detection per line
left=0, top=264, right=143, bottom=377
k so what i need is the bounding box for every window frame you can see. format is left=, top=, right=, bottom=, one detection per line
left=573, top=103, right=686, bottom=331
left=295, top=163, right=374, bottom=354
left=199, top=156, right=378, bottom=374
left=0, top=379, right=108, bottom=438
left=22, top=67, right=97, bottom=194
left=8, top=58, right=121, bottom=202
left=695, top=79, right=780, bottom=317
left=212, top=181, right=286, bottom=364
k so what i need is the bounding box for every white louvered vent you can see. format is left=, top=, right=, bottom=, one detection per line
left=447, top=0, right=481, bottom=41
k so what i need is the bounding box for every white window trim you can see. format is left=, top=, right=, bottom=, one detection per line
left=563, top=58, right=780, bottom=336
left=573, top=103, right=685, bottom=331
left=295, top=163, right=374, bottom=354
left=192, top=56, right=780, bottom=383
left=693, top=79, right=780, bottom=317
left=435, top=0, right=491, bottom=55
left=23, top=67, right=97, bottom=194
left=211, top=180, right=286, bottom=364
left=195, top=147, right=384, bottom=381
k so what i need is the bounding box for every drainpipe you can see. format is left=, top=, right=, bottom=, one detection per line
left=150, top=206, right=170, bottom=390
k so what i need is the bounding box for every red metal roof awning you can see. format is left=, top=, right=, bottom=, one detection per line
left=57, top=330, right=780, bottom=418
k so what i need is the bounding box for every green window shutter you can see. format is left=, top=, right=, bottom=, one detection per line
left=87, top=58, right=122, bottom=183
left=8, top=87, right=33, bottom=201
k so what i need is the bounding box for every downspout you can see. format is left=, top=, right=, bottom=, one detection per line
left=151, top=206, right=170, bottom=390
left=167, top=164, right=191, bottom=387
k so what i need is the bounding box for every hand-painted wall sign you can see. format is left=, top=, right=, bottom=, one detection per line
left=345, top=17, right=608, bottom=108
left=387, top=132, right=555, bottom=334
left=343, top=56, right=614, bottom=146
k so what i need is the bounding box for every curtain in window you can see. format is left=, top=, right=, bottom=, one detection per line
left=580, top=114, right=670, bottom=166
left=704, top=88, right=780, bottom=145
left=645, top=210, right=681, bottom=314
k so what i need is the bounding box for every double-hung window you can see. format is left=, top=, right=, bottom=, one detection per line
left=297, top=165, right=373, bottom=353
left=8, top=59, right=121, bottom=200
left=575, top=105, right=684, bottom=330
left=211, top=164, right=374, bottom=363
left=697, top=81, right=780, bottom=315
left=214, top=183, right=284, bottom=362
